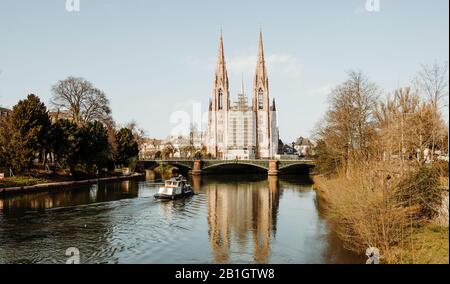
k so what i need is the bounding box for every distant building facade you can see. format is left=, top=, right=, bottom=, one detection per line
left=139, top=138, right=164, bottom=159
left=206, top=31, right=279, bottom=160
left=294, top=137, right=314, bottom=157
left=139, top=128, right=206, bottom=159
left=0, top=107, right=11, bottom=119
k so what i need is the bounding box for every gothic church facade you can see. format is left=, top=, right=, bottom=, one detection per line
left=206, top=31, right=279, bottom=159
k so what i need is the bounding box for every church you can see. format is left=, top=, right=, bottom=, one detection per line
left=206, top=31, right=279, bottom=160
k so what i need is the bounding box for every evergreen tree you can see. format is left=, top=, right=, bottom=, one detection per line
left=0, top=94, right=51, bottom=172
left=49, top=119, right=79, bottom=171
left=115, top=127, right=139, bottom=166
left=78, top=121, right=110, bottom=174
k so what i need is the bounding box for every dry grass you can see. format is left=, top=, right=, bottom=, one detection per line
left=388, top=224, right=449, bottom=264
left=313, top=162, right=449, bottom=264
left=0, top=176, right=51, bottom=188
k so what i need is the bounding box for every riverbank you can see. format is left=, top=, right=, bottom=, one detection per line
left=313, top=165, right=449, bottom=264
left=0, top=173, right=144, bottom=196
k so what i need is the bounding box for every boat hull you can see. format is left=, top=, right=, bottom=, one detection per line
left=154, top=191, right=194, bottom=200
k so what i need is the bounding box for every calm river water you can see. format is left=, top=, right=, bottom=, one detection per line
left=0, top=175, right=364, bottom=264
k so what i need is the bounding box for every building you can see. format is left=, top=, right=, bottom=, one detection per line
left=0, top=107, right=11, bottom=119
left=139, top=129, right=207, bottom=159
left=48, top=109, right=74, bottom=125
left=294, top=136, right=314, bottom=157
left=282, top=144, right=297, bottom=155
left=206, top=31, right=279, bottom=160
left=139, top=138, right=164, bottom=159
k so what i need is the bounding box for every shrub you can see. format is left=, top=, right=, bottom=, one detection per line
left=396, top=165, right=444, bottom=220
left=128, top=156, right=138, bottom=173
left=433, top=160, right=449, bottom=178
left=315, top=163, right=412, bottom=262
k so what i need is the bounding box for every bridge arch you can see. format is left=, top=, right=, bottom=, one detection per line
left=202, top=160, right=269, bottom=173
left=138, top=160, right=193, bottom=173
left=278, top=162, right=314, bottom=175
left=165, top=161, right=193, bottom=171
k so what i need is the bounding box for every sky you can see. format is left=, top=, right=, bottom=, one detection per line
left=0, top=0, right=448, bottom=142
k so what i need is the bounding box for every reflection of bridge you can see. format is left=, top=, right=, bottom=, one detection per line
left=138, top=159, right=315, bottom=176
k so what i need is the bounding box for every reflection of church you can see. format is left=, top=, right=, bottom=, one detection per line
left=206, top=176, right=280, bottom=263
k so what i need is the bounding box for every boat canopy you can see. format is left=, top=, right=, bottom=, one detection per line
left=165, top=180, right=180, bottom=187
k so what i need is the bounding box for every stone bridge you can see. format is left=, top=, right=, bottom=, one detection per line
left=138, top=159, right=315, bottom=176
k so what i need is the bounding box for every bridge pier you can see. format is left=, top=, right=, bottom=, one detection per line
left=145, top=169, right=156, bottom=179
left=268, top=160, right=279, bottom=176
left=190, top=160, right=203, bottom=176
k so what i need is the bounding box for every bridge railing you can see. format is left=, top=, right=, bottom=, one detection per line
left=140, top=158, right=314, bottom=162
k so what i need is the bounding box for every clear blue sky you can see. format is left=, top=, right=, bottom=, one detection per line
left=0, top=0, right=448, bottom=142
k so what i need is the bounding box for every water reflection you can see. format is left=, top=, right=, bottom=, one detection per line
left=0, top=181, right=140, bottom=218
left=0, top=176, right=364, bottom=264
left=206, top=176, right=279, bottom=263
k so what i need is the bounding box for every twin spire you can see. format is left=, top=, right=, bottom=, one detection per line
left=214, top=30, right=268, bottom=95
left=255, top=30, right=268, bottom=89
left=215, top=31, right=229, bottom=90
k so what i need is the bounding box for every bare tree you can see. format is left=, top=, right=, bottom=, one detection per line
left=375, top=86, right=447, bottom=165
left=418, top=62, right=449, bottom=110
left=393, top=88, right=420, bottom=165
left=417, top=62, right=449, bottom=159
left=51, top=76, right=113, bottom=126
left=314, top=71, right=379, bottom=177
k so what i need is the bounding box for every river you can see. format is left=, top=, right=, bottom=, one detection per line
left=0, top=175, right=364, bottom=264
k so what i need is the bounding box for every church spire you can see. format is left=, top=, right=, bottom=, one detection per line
left=255, top=30, right=268, bottom=87
left=214, top=30, right=229, bottom=89
left=253, top=30, right=269, bottom=112
left=213, top=30, right=230, bottom=111
left=219, top=30, right=225, bottom=63
left=258, top=29, right=264, bottom=61
left=241, top=73, right=245, bottom=94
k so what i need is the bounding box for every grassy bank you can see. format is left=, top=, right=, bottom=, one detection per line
left=0, top=169, right=135, bottom=189
left=313, top=162, right=449, bottom=264
left=0, top=176, right=52, bottom=188
left=389, top=224, right=448, bottom=264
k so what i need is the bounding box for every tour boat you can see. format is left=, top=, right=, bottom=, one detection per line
left=154, top=175, right=194, bottom=200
